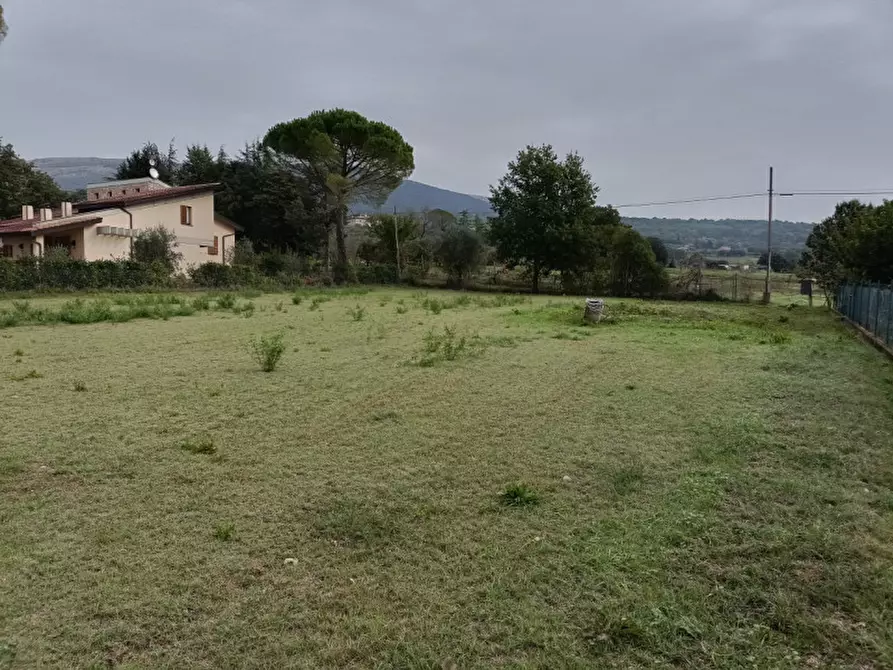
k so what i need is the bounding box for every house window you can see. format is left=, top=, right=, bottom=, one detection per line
left=121, top=189, right=127, bottom=195
left=135, top=187, right=141, bottom=193
left=93, top=192, right=100, bottom=200
left=208, top=236, right=219, bottom=256
left=107, top=191, right=112, bottom=197
left=1, top=246, right=12, bottom=258
left=180, top=205, right=193, bottom=226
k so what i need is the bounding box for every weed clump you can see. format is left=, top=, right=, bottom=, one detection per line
left=499, top=483, right=541, bottom=507
left=348, top=305, right=366, bottom=322
left=213, top=522, right=235, bottom=542
left=73, top=381, right=87, bottom=392
left=250, top=332, right=286, bottom=372
left=180, top=438, right=217, bottom=455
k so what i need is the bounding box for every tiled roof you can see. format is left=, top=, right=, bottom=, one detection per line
left=76, top=183, right=219, bottom=211
left=0, top=214, right=104, bottom=234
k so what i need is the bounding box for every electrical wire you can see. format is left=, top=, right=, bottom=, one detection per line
left=613, top=193, right=764, bottom=208
left=612, top=190, right=893, bottom=209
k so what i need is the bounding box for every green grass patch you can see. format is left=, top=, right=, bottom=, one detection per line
left=0, top=291, right=890, bottom=667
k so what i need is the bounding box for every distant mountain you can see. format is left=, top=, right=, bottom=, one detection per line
left=33, top=157, right=121, bottom=191
left=32, top=156, right=494, bottom=215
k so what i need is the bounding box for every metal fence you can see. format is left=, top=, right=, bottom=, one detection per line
left=837, top=283, right=893, bottom=350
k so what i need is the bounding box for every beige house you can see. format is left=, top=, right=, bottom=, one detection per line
left=0, top=178, right=239, bottom=267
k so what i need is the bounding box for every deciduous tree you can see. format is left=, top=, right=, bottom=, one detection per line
left=488, top=145, right=607, bottom=292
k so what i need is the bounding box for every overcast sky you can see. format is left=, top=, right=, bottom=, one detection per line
left=2, top=0, right=892, bottom=221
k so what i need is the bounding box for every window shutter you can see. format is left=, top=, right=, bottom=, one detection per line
left=180, top=205, right=187, bottom=225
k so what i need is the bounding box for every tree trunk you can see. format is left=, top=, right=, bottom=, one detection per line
left=333, top=206, right=349, bottom=284
left=532, top=261, right=540, bottom=294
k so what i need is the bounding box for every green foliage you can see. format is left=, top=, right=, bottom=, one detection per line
left=73, top=381, right=87, bottom=392
left=213, top=522, right=235, bottom=542
left=176, top=144, right=227, bottom=185
left=0, top=6, right=7, bottom=43
left=116, top=141, right=179, bottom=183
left=757, top=251, right=798, bottom=273
left=264, top=109, right=415, bottom=283
left=415, top=325, right=486, bottom=366
left=216, top=143, right=329, bottom=256
left=499, top=483, right=540, bottom=507
left=627, top=216, right=813, bottom=252
left=216, top=293, right=236, bottom=309
left=132, top=226, right=182, bottom=273
left=291, top=294, right=303, bottom=306
left=0, top=140, right=67, bottom=219
left=434, top=225, right=485, bottom=288
left=647, top=237, right=669, bottom=266
left=348, top=304, right=366, bottom=322
left=249, top=332, right=286, bottom=372
left=180, top=438, right=217, bottom=455
left=802, top=200, right=893, bottom=300
left=488, top=144, right=614, bottom=292
left=607, top=227, right=670, bottom=297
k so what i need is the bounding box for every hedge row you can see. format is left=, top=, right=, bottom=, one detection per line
left=0, top=257, right=402, bottom=291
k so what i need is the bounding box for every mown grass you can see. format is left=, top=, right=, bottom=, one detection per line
left=0, top=289, right=892, bottom=668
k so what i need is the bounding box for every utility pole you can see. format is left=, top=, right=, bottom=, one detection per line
left=763, top=166, right=774, bottom=304
left=393, top=206, right=401, bottom=282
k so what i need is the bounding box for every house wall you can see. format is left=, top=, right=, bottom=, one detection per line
left=81, top=193, right=235, bottom=268
left=0, top=234, right=35, bottom=258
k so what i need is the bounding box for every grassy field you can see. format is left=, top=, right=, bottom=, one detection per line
left=1, top=289, right=892, bottom=669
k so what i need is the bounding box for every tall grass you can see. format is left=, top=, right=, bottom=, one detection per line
left=0, top=294, right=227, bottom=330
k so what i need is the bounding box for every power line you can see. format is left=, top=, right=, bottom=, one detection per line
left=613, top=193, right=764, bottom=209
left=613, top=189, right=893, bottom=209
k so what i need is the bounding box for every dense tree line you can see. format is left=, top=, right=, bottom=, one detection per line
left=801, top=200, right=893, bottom=301
left=4, top=109, right=673, bottom=294
left=0, top=140, right=69, bottom=219
left=488, top=145, right=667, bottom=295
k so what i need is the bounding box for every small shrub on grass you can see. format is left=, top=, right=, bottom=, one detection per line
left=395, top=304, right=409, bottom=315
left=423, top=298, right=444, bottom=315
left=191, top=295, right=211, bottom=311
left=10, top=369, right=43, bottom=381
left=611, top=464, right=645, bottom=495
left=274, top=301, right=284, bottom=312
left=499, top=483, right=541, bottom=507
left=180, top=438, right=217, bottom=455
left=213, top=522, right=235, bottom=542
left=348, top=304, right=366, bottom=322
left=768, top=331, right=792, bottom=345
left=309, top=296, right=331, bottom=311
left=73, top=381, right=87, bottom=392
left=291, top=295, right=303, bottom=306
left=216, top=293, right=236, bottom=309
left=249, top=332, right=286, bottom=372
left=13, top=348, right=24, bottom=357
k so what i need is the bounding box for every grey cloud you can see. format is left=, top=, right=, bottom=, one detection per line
left=1, top=0, right=891, bottom=220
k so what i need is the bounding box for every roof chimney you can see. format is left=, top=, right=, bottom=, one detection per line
left=61, top=202, right=73, bottom=218
left=39, top=208, right=53, bottom=222
left=21, top=205, right=34, bottom=221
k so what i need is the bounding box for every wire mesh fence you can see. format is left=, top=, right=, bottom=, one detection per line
left=836, top=283, right=893, bottom=351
